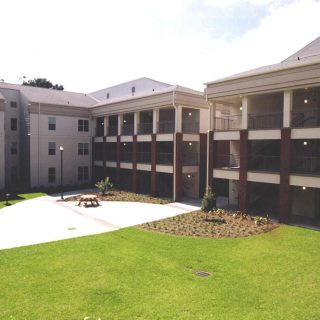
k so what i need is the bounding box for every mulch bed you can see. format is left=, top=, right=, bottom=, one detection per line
left=65, top=191, right=171, bottom=205
left=138, top=209, right=279, bottom=238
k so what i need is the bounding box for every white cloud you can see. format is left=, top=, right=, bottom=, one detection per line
left=0, top=0, right=319, bottom=92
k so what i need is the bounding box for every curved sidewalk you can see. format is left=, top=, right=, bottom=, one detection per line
left=0, top=194, right=200, bottom=250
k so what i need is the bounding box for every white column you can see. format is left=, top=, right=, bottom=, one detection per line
left=283, top=90, right=293, bottom=128
left=175, top=105, right=182, bottom=133
left=118, top=114, right=122, bottom=136
left=153, top=108, right=159, bottom=134
left=104, top=116, right=108, bottom=136
left=134, top=112, right=139, bottom=135
left=209, top=102, right=217, bottom=130
left=241, top=96, right=249, bottom=130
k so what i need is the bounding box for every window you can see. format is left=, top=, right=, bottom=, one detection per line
left=78, top=119, right=89, bottom=132
left=78, top=143, right=89, bottom=155
left=78, top=166, right=89, bottom=181
left=10, top=101, right=17, bottom=108
left=131, top=86, right=135, bottom=95
left=48, top=167, right=56, bottom=183
left=107, top=93, right=110, bottom=99
left=48, top=117, right=56, bottom=130
left=10, top=142, right=17, bottom=155
left=10, top=118, right=17, bottom=131
left=48, top=142, right=56, bottom=155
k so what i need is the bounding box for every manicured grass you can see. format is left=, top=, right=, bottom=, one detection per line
left=0, top=227, right=320, bottom=319
left=0, top=192, right=47, bottom=210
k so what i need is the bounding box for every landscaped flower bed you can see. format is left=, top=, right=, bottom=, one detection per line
left=65, top=190, right=171, bottom=205
left=138, top=209, right=279, bottom=238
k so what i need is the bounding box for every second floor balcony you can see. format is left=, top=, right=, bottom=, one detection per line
left=182, top=153, right=199, bottom=165
left=121, top=152, right=133, bottom=163
left=215, top=154, right=240, bottom=169
left=122, top=124, right=134, bottom=136
left=291, top=108, right=320, bottom=128
left=182, top=121, right=199, bottom=133
left=138, top=122, right=153, bottom=135
left=137, top=152, right=151, bottom=164
left=157, top=152, right=173, bottom=165
left=107, top=125, right=118, bottom=136
left=214, top=115, right=241, bottom=131
left=158, top=121, right=175, bottom=134
left=292, top=156, right=320, bottom=175
left=248, top=112, right=283, bottom=130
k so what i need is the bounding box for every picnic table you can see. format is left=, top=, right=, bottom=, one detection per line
left=77, top=194, right=99, bottom=207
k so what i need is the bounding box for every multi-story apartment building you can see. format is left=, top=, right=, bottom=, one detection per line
left=0, top=83, right=96, bottom=189
left=205, top=36, right=320, bottom=225
left=90, top=82, right=209, bottom=201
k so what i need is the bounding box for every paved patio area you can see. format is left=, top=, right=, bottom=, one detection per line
left=0, top=192, right=200, bottom=250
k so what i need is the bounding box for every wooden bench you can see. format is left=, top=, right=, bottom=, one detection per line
left=77, top=194, right=99, bottom=207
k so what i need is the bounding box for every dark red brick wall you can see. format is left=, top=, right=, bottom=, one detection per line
left=174, top=132, right=183, bottom=202
left=132, top=135, right=137, bottom=192
left=116, top=135, right=121, bottom=188
left=239, top=130, right=249, bottom=212
left=151, top=134, right=157, bottom=196
left=199, top=133, right=207, bottom=197
left=279, top=128, right=291, bottom=222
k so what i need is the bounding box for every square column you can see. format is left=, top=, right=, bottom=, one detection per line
left=104, top=116, right=108, bottom=136
left=283, top=91, right=293, bottom=128
left=279, top=128, right=291, bottom=222
left=134, top=112, right=139, bottom=135
left=175, top=106, right=182, bottom=133
left=116, top=135, right=121, bottom=188
left=241, top=97, right=250, bottom=130
left=206, top=130, right=214, bottom=188
left=199, top=133, right=207, bottom=197
left=153, top=109, right=159, bottom=134
left=118, top=114, right=122, bottom=136
left=209, top=102, right=217, bottom=131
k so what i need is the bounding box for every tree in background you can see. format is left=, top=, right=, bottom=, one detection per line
left=22, top=78, right=64, bottom=90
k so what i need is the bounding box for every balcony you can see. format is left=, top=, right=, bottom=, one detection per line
left=121, top=152, right=133, bottom=163
left=137, top=152, right=151, bottom=164
left=107, top=125, right=118, bottom=136
left=248, top=113, right=283, bottom=129
left=158, top=121, right=175, bottom=134
left=291, top=108, right=320, bottom=128
left=106, top=153, right=117, bottom=162
left=157, top=152, right=173, bottom=165
left=215, top=154, right=240, bottom=169
left=182, top=153, right=199, bottom=166
left=249, top=155, right=280, bottom=172
left=214, top=115, right=241, bottom=131
left=138, top=122, right=153, bottom=135
left=122, top=124, right=134, bottom=136
left=292, top=156, right=320, bottom=175
left=182, top=121, right=199, bottom=133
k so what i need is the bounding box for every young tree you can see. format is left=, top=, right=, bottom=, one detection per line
left=95, top=177, right=113, bottom=196
left=201, top=186, right=216, bottom=212
left=22, top=78, right=64, bottom=90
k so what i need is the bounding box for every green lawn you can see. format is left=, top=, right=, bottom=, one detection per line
left=0, top=192, right=46, bottom=209
left=0, top=226, right=319, bottom=319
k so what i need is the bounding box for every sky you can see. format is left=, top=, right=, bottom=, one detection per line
left=1, top=0, right=320, bottom=93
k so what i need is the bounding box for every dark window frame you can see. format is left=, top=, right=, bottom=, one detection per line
left=48, top=167, right=56, bottom=183
left=10, top=142, right=18, bottom=155
left=78, top=166, right=89, bottom=181
left=78, top=119, right=89, bottom=132
left=10, top=101, right=17, bottom=108
left=48, top=117, right=56, bottom=131
left=48, top=142, right=56, bottom=155
left=78, top=143, right=89, bottom=155
left=10, top=118, right=17, bottom=131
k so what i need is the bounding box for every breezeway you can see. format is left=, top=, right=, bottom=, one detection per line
left=0, top=193, right=200, bottom=250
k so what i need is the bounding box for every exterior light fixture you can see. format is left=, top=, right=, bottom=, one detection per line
left=187, top=174, right=191, bottom=178
left=123, top=119, right=126, bottom=123
left=304, top=99, right=308, bottom=104
left=123, top=143, right=126, bottom=146
left=188, top=112, right=192, bottom=116
left=240, top=106, right=243, bottom=111
left=189, top=142, right=193, bottom=146
left=303, top=141, right=308, bottom=146
left=302, top=186, right=307, bottom=190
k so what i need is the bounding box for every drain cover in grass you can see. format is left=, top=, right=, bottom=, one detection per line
left=195, top=271, right=211, bottom=277
left=67, top=227, right=77, bottom=231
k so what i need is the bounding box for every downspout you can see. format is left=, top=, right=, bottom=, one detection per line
left=172, top=88, right=177, bottom=201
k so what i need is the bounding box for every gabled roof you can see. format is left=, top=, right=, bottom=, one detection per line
left=283, top=36, right=320, bottom=62
left=0, top=82, right=97, bottom=108
left=93, top=84, right=203, bottom=107
left=205, top=36, right=320, bottom=86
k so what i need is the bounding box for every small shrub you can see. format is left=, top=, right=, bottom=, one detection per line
left=201, top=186, right=216, bottom=213
left=95, top=177, right=113, bottom=195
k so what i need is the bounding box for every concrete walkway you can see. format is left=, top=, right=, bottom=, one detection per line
left=0, top=193, right=200, bottom=250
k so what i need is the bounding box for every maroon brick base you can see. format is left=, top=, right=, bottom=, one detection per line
left=239, top=130, right=249, bottom=212
left=151, top=134, right=157, bottom=196
left=207, top=131, right=214, bottom=189
left=132, top=135, right=138, bottom=192
left=279, top=128, right=291, bottom=222
left=116, top=135, right=121, bottom=188
left=199, top=133, right=207, bottom=197
left=174, top=132, right=182, bottom=202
